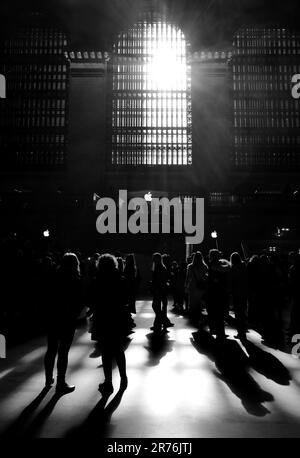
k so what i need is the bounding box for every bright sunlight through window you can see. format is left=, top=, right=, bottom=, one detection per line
left=111, top=18, right=192, bottom=166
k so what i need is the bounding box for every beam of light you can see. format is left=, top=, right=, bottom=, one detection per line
left=19, top=348, right=45, bottom=364
left=0, top=368, right=14, bottom=380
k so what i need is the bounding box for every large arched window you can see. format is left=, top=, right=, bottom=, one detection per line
left=111, top=16, right=192, bottom=166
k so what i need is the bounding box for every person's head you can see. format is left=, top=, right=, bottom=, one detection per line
left=125, top=253, right=136, bottom=270
left=209, top=249, right=221, bottom=264
left=152, top=252, right=162, bottom=270
left=230, top=252, right=242, bottom=266
left=162, top=254, right=171, bottom=268
left=41, top=255, right=53, bottom=272
left=116, top=256, right=124, bottom=272
left=192, top=251, right=204, bottom=267
left=61, top=252, right=80, bottom=276
left=293, top=253, right=300, bottom=268
left=97, top=253, right=118, bottom=276
left=259, top=254, right=270, bottom=269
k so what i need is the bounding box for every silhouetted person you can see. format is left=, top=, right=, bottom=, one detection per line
left=206, top=250, right=230, bottom=340
left=44, top=252, right=82, bottom=394
left=175, top=261, right=187, bottom=313
left=247, top=255, right=260, bottom=328
left=229, top=252, right=248, bottom=340
left=289, top=253, right=300, bottom=338
left=257, top=254, right=273, bottom=341
left=185, top=251, right=208, bottom=323
left=162, top=254, right=174, bottom=328
left=268, top=254, right=288, bottom=347
left=93, top=254, right=129, bottom=395
left=116, top=256, right=125, bottom=274
left=124, top=253, right=140, bottom=314
left=170, top=260, right=179, bottom=308
left=151, top=253, right=170, bottom=332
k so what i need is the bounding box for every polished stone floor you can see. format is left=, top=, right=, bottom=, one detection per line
left=0, top=300, right=300, bottom=438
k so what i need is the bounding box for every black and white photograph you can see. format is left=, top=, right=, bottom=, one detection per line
left=0, top=0, right=300, bottom=444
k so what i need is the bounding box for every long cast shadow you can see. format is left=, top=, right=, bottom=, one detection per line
left=1, top=386, right=52, bottom=437
left=144, top=331, right=174, bottom=366
left=24, top=392, right=64, bottom=437
left=242, top=340, right=291, bottom=385
left=64, top=388, right=126, bottom=438
left=191, top=330, right=273, bottom=416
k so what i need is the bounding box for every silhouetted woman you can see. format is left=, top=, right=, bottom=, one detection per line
left=93, top=254, right=128, bottom=395
left=44, top=252, right=82, bottom=394
left=124, top=253, right=140, bottom=314
left=206, top=249, right=231, bottom=340
left=229, top=252, right=248, bottom=340
left=151, top=252, right=170, bottom=332
left=185, top=251, right=208, bottom=323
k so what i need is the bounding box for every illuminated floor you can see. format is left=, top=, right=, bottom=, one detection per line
left=0, top=300, right=300, bottom=438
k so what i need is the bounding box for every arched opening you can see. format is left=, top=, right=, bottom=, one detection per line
left=111, top=17, right=192, bottom=166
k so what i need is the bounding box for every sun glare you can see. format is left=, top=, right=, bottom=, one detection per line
left=145, top=24, right=187, bottom=91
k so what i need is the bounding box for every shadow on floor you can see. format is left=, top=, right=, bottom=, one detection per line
left=242, top=340, right=291, bottom=385
left=191, top=330, right=274, bottom=417
left=1, top=391, right=66, bottom=438
left=1, top=386, right=52, bottom=437
left=144, top=331, right=174, bottom=366
left=23, top=392, right=67, bottom=437
left=64, top=388, right=126, bottom=438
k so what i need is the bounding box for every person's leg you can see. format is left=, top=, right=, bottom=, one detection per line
left=99, top=346, right=114, bottom=394
left=177, top=291, right=184, bottom=312
left=234, top=297, right=246, bottom=338
left=115, top=348, right=128, bottom=389
left=102, top=349, right=113, bottom=383
left=162, top=294, right=168, bottom=321
left=206, top=298, right=218, bottom=335
left=162, top=294, right=173, bottom=327
left=44, top=332, right=59, bottom=386
left=215, top=296, right=226, bottom=340
left=129, top=298, right=136, bottom=314
left=152, top=295, right=162, bottom=330
left=56, top=328, right=76, bottom=390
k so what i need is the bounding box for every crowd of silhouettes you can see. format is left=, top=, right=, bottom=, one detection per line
left=0, top=233, right=299, bottom=395
left=178, top=249, right=300, bottom=349
left=148, top=248, right=300, bottom=350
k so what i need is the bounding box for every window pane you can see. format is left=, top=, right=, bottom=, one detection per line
left=111, top=17, right=192, bottom=166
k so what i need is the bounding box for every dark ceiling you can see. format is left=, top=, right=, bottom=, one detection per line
left=0, top=0, right=299, bottom=51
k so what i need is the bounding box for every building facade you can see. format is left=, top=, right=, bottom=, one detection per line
left=0, top=12, right=300, bottom=254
